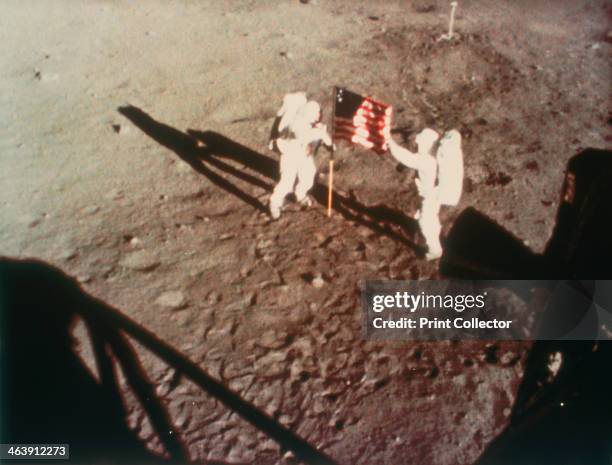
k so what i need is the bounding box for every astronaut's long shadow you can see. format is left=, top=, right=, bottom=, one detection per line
left=118, top=105, right=424, bottom=254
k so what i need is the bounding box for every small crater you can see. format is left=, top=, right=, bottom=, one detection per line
left=485, top=172, right=513, bottom=187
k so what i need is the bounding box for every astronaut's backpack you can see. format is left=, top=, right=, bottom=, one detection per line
left=277, top=92, right=307, bottom=137
left=436, top=129, right=464, bottom=207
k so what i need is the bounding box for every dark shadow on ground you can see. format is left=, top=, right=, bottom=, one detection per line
left=441, top=149, right=612, bottom=281
left=0, top=258, right=339, bottom=465
left=439, top=149, right=612, bottom=464
left=118, top=106, right=270, bottom=213
left=474, top=340, right=612, bottom=465
left=118, top=105, right=423, bottom=255
left=439, top=207, right=545, bottom=280
left=0, top=258, right=181, bottom=465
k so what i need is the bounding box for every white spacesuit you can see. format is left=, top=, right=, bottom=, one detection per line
left=387, top=128, right=464, bottom=260
left=269, top=93, right=333, bottom=220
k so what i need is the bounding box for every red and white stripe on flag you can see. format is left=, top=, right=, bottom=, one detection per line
left=333, top=87, right=392, bottom=154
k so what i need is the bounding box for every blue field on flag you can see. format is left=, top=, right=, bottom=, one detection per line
left=333, top=87, right=392, bottom=154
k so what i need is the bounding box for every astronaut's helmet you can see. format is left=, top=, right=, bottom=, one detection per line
left=299, top=101, right=322, bottom=125
left=415, top=128, right=440, bottom=155
left=280, top=92, right=307, bottom=117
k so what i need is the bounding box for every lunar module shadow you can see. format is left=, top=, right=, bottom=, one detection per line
left=439, top=149, right=612, bottom=465
left=0, top=258, right=339, bottom=465
left=0, top=258, right=180, bottom=465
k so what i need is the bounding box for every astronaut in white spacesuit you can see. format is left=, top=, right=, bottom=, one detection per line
left=268, top=93, right=333, bottom=220
left=386, top=128, right=464, bottom=260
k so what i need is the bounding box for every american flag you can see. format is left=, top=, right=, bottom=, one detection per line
left=333, top=87, right=392, bottom=154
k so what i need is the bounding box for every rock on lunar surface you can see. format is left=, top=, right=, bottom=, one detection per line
left=156, top=290, right=187, bottom=309
left=312, top=274, right=326, bottom=288
left=119, top=250, right=161, bottom=271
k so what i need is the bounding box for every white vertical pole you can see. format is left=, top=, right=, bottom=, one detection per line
left=448, top=2, right=458, bottom=40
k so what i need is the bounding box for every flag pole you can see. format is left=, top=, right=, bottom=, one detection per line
left=328, top=87, right=337, bottom=217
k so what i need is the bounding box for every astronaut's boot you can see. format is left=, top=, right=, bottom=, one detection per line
left=299, top=196, right=313, bottom=208
left=269, top=191, right=285, bottom=220
left=425, top=243, right=443, bottom=261
left=270, top=203, right=281, bottom=220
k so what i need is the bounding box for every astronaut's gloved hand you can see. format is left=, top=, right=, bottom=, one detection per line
left=386, top=136, right=398, bottom=152
left=384, top=124, right=392, bottom=139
